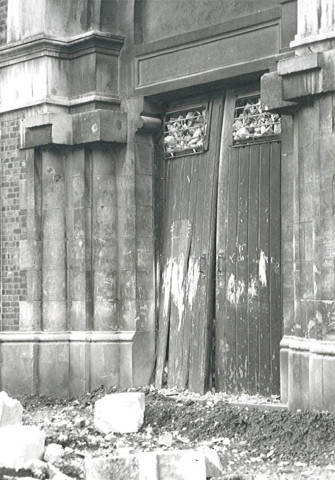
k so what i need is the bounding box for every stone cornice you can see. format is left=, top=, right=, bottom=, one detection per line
left=0, top=30, right=125, bottom=68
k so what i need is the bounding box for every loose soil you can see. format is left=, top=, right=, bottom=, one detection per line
left=20, top=386, right=335, bottom=479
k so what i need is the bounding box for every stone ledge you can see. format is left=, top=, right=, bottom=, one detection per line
left=21, top=110, right=127, bottom=149
left=278, top=52, right=321, bottom=76
left=262, top=50, right=335, bottom=106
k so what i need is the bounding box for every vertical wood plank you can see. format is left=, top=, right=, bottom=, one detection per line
left=168, top=157, right=185, bottom=387
left=224, top=145, right=239, bottom=392
left=269, top=141, right=282, bottom=394
left=235, top=145, right=249, bottom=392
left=189, top=95, right=222, bottom=393
left=259, top=142, right=271, bottom=396
left=247, top=144, right=260, bottom=394
left=170, top=155, right=193, bottom=388
left=215, top=90, right=236, bottom=392
left=155, top=155, right=173, bottom=387
left=180, top=155, right=199, bottom=387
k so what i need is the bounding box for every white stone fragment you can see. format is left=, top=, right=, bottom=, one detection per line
left=44, top=443, right=65, bottom=463
left=0, top=425, right=45, bottom=468
left=94, top=392, right=145, bottom=434
left=0, top=391, right=23, bottom=427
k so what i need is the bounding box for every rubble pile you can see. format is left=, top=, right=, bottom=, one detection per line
left=164, top=108, right=207, bottom=157
left=233, top=98, right=281, bottom=143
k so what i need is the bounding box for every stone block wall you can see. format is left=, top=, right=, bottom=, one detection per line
left=0, top=110, right=26, bottom=330
left=0, top=0, right=7, bottom=45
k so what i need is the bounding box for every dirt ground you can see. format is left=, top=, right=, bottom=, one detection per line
left=20, top=386, right=335, bottom=479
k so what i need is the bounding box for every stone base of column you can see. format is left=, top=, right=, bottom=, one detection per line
left=280, top=337, right=335, bottom=411
left=0, top=331, right=155, bottom=398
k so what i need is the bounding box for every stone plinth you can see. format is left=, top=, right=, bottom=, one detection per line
left=0, top=331, right=154, bottom=397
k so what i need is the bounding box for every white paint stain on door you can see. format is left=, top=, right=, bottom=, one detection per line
left=259, top=250, right=268, bottom=287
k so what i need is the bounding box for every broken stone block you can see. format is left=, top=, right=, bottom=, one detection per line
left=94, top=392, right=145, bottom=434
left=0, top=425, right=45, bottom=468
left=0, top=391, right=23, bottom=427
left=85, top=449, right=206, bottom=480
left=44, top=443, right=65, bottom=464
left=196, top=447, right=223, bottom=478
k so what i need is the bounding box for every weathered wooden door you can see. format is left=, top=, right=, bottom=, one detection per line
left=215, top=90, right=282, bottom=396
left=155, top=94, right=224, bottom=393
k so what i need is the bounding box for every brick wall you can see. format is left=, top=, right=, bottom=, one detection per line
left=0, top=0, right=7, bottom=45
left=0, top=111, right=27, bottom=330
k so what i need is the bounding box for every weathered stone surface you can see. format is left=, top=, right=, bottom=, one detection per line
left=44, top=443, right=65, bottom=463
left=0, top=425, right=45, bottom=468
left=94, top=392, right=145, bottom=434
left=85, top=450, right=206, bottom=480
left=0, top=391, right=23, bottom=427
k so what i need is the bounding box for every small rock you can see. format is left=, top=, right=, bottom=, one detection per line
left=74, top=417, right=86, bottom=428
left=158, top=432, right=173, bottom=447
left=44, top=444, right=65, bottom=464
left=94, top=392, right=145, bottom=434
left=177, top=436, right=190, bottom=444
left=0, top=391, right=23, bottom=427
left=0, top=425, right=45, bottom=468
left=105, top=433, right=117, bottom=443
left=57, top=434, right=69, bottom=445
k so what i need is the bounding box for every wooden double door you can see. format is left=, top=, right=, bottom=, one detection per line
left=155, top=90, right=282, bottom=396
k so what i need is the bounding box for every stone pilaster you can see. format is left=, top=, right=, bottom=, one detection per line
left=0, top=0, right=158, bottom=397
left=261, top=0, right=335, bottom=410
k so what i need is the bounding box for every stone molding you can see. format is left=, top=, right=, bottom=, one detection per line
left=0, top=331, right=136, bottom=343
left=281, top=335, right=335, bottom=356
left=0, top=31, right=124, bottom=67
left=0, top=31, right=124, bottom=114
